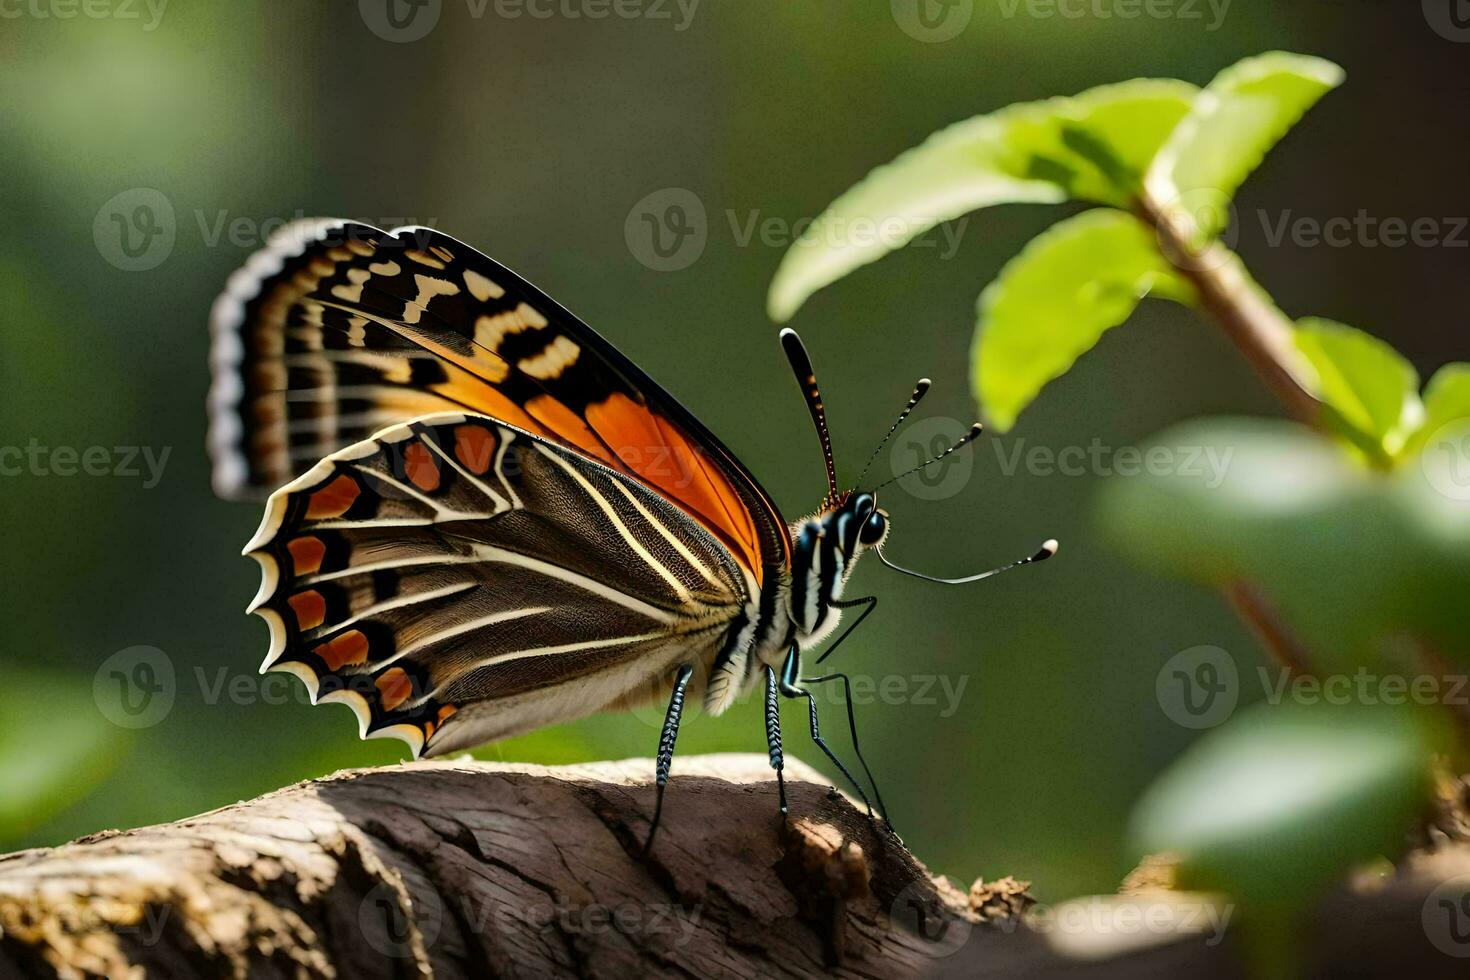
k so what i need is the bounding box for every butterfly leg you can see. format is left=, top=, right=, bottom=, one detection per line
left=763, top=665, right=787, bottom=815
left=814, top=595, right=877, bottom=666
left=777, top=646, right=875, bottom=819
left=644, top=663, right=695, bottom=853
left=800, top=671, right=894, bottom=833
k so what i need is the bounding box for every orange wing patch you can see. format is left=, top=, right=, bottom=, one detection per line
left=454, top=424, right=497, bottom=474
left=376, top=667, right=413, bottom=712
left=306, top=474, right=360, bottom=518
left=403, top=442, right=441, bottom=492
left=314, top=630, right=369, bottom=671
left=286, top=536, right=326, bottom=575
left=526, top=394, right=612, bottom=463
left=585, top=392, right=762, bottom=583
left=287, top=591, right=327, bottom=631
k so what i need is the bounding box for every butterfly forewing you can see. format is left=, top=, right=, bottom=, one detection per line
left=209, top=220, right=789, bottom=585
left=246, top=412, right=752, bottom=756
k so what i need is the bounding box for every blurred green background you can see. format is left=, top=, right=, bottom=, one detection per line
left=1, top=2, right=1465, bottom=900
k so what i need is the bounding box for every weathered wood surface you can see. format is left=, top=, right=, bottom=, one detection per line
left=0, top=755, right=1029, bottom=978
left=3, top=756, right=1469, bottom=978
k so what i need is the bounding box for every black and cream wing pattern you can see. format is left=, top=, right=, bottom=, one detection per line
left=209, top=221, right=792, bottom=754
left=244, top=414, right=753, bottom=756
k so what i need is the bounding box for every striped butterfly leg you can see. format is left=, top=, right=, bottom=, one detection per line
left=777, top=646, right=876, bottom=820
left=764, top=665, right=787, bottom=815
left=644, top=663, right=696, bottom=854
left=800, top=671, right=894, bottom=834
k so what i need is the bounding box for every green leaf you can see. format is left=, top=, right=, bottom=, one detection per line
left=1404, top=362, right=1470, bottom=457
left=767, top=79, right=1198, bottom=322
left=1096, top=417, right=1470, bottom=670
left=1146, top=52, right=1343, bottom=239
left=1294, top=317, right=1423, bottom=463
left=0, top=671, right=127, bottom=844
left=972, top=209, right=1196, bottom=432
left=1130, top=701, right=1440, bottom=911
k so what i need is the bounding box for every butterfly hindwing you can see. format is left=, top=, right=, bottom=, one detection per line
left=245, top=412, right=754, bottom=756
left=209, top=220, right=789, bottom=586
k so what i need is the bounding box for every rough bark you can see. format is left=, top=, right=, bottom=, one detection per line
left=0, top=755, right=1029, bottom=979
left=2, top=756, right=1469, bottom=979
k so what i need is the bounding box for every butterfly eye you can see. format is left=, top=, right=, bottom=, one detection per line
left=859, top=509, right=887, bottom=545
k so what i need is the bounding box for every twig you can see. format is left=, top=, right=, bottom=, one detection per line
left=1135, top=193, right=1322, bottom=428
left=1224, top=580, right=1316, bottom=677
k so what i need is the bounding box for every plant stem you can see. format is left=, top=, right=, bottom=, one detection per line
left=1225, top=581, right=1315, bottom=677
left=1137, top=192, right=1332, bottom=676
left=1136, top=193, right=1322, bottom=427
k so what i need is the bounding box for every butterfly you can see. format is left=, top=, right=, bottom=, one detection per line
left=208, top=219, right=1056, bottom=846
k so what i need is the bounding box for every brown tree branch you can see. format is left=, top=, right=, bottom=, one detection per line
left=0, top=755, right=1031, bottom=979
left=4, top=755, right=1469, bottom=978
left=1135, top=192, right=1322, bottom=429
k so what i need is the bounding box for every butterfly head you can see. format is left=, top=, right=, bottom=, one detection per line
left=788, top=491, right=890, bottom=647
left=781, top=328, right=1056, bottom=617
left=842, top=491, right=889, bottom=550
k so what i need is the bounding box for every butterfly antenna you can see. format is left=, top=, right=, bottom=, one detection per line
left=876, top=539, right=1059, bottom=585
left=873, top=423, right=985, bottom=491
left=780, top=329, right=840, bottom=507
left=854, top=378, right=932, bottom=489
